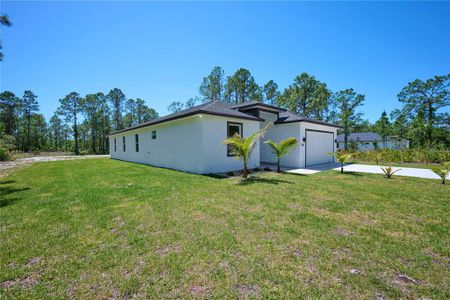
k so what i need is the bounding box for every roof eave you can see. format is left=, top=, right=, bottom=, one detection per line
left=275, top=119, right=342, bottom=128
left=109, top=111, right=262, bottom=136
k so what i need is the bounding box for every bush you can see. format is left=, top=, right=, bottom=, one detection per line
left=0, top=145, right=13, bottom=161
left=340, top=149, right=450, bottom=164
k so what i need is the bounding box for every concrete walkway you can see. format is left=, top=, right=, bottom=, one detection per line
left=284, top=163, right=448, bottom=180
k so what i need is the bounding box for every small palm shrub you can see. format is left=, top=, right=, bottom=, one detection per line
left=330, top=152, right=352, bottom=173
left=432, top=162, right=450, bottom=185
left=381, top=165, right=401, bottom=179
left=264, top=137, right=298, bottom=173
left=223, top=123, right=272, bottom=178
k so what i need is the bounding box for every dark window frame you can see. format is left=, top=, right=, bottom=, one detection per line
left=152, top=130, right=157, bottom=140
left=114, top=138, right=117, bottom=152
left=226, top=121, right=243, bottom=157
left=122, top=136, right=126, bottom=152
left=135, top=134, right=139, bottom=152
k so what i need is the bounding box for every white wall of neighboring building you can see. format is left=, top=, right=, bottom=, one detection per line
left=336, top=139, right=410, bottom=151
left=109, top=114, right=261, bottom=174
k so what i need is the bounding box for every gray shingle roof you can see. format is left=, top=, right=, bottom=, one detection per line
left=275, top=111, right=342, bottom=128
left=110, top=101, right=262, bottom=135
left=231, top=101, right=287, bottom=111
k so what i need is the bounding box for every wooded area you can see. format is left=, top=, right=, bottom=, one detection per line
left=1, top=67, right=449, bottom=160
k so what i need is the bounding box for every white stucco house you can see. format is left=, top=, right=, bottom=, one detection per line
left=336, top=132, right=409, bottom=151
left=109, top=101, right=341, bottom=174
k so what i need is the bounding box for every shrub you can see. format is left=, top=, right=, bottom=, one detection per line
left=343, top=149, right=450, bottom=165
left=381, top=166, right=401, bottom=179
left=0, top=145, right=12, bottom=161
left=432, top=162, right=450, bottom=185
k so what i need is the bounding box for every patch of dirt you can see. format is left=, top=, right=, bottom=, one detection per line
left=0, top=155, right=109, bottom=173
left=332, top=248, right=352, bottom=260
left=373, top=291, right=386, bottom=300
left=395, top=274, right=420, bottom=285
left=194, top=213, right=207, bottom=222
left=425, top=249, right=450, bottom=267
left=287, top=203, right=303, bottom=210
left=26, top=257, right=41, bottom=267
left=292, top=249, right=302, bottom=257
left=235, top=284, right=261, bottom=298
left=155, top=244, right=180, bottom=257
left=349, top=269, right=362, bottom=275
left=0, top=276, right=39, bottom=289
left=190, top=285, right=210, bottom=297
left=219, top=261, right=229, bottom=269
left=114, top=216, right=125, bottom=227
left=332, top=227, right=351, bottom=237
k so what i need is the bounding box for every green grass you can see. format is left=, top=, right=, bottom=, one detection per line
left=1, top=158, right=449, bottom=299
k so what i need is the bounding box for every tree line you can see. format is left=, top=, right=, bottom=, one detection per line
left=1, top=68, right=448, bottom=159
left=0, top=89, right=158, bottom=156
left=168, top=67, right=449, bottom=149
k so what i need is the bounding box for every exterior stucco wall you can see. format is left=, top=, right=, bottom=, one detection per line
left=200, top=114, right=260, bottom=173
left=260, top=121, right=301, bottom=168
left=109, top=114, right=261, bottom=174
left=109, top=115, right=204, bottom=173
left=299, top=122, right=338, bottom=168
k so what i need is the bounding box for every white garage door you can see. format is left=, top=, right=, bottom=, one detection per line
left=305, top=130, right=334, bottom=166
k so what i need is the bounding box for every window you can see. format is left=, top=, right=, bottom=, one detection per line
left=152, top=130, right=157, bottom=140
left=135, top=134, right=139, bottom=152
left=114, top=138, right=117, bottom=151
left=123, top=136, right=126, bottom=152
left=227, top=122, right=243, bottom=156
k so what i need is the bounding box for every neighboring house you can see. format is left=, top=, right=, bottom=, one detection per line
left=336, top=132, right=409, bottom=151
left=109, top=101, right=341, bottom=174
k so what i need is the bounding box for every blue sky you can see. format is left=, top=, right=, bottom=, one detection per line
left=1, top=1, right=449, bottom=122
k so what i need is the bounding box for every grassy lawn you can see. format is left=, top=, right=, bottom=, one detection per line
left=1, top=159, right=449, bottom=299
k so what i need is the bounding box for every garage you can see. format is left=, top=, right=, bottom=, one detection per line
left=305, top=130, right=335, bottom=167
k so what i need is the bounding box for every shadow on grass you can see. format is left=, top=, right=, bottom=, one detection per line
left=237, top=176, right=293, bottom=185
left=338, top=171, right=363, bottom=177
left=283, top=172, right=307, bottom=177
left=0, top=185, right=30, bottom=207
left=202, top=173, right=229, bottom=179
left=0, top=180, right=16, bottom=185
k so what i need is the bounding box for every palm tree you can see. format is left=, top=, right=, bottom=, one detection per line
left=0, top=15, right=11, bottom=61
left=329, top=152, right=352, bottom=173
left=222, top=123, right=272, bottom=178
left=0, top=15, right=11, bottom=26
left=264, top=138, right=298, bottom=173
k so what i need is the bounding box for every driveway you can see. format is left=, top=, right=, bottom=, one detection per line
left=336, top=164, right=448, bottom=180
left=286, top=163, right=448, bottom=180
